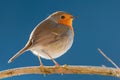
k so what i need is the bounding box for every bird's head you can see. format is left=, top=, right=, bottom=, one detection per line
left=49, top=11, right=75, bottom=28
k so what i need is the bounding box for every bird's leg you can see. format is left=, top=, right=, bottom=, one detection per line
left=38, top=54, right=46, bottom=76
left=38, top=54, right=43, bottom=66
left=46, top=53, right=60, bottom=67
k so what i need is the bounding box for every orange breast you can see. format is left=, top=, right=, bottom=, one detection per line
left=58, top=19, right=74, bottom=36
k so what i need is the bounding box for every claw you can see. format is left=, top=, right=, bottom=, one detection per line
left=55, top=63, right=60, bottom=67
left=40, top=64, right=44, bottom=67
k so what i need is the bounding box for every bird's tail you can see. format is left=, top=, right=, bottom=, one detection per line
left=8, top=40, right=32, bottom=63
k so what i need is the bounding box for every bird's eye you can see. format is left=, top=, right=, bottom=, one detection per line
left=61, top=16, right=65, bottom=19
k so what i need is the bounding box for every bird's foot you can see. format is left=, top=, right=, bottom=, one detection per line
left=40, top=64, right=44, bottom=67
left=55, top=63, right=60, bottom=67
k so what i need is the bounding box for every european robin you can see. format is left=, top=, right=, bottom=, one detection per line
left=8, top=11, right=75, bottom=66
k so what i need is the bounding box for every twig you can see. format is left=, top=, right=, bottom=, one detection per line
left=0, top=65, right=120, bottom=79
left=98, top=48, right=119, bottom=69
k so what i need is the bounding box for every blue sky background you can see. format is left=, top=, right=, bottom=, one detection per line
left=0, top=0, right=120, bottom=80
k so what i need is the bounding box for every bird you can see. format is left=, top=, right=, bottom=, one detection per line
left=8, top=11, right=75, bottom=66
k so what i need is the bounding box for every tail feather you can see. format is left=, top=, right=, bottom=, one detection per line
left=8, top=48, right=26, bottom=63
left=8, top=40, right=32, bottom=63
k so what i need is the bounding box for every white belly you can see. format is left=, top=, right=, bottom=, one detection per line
left=30, top=38, right=73, bottom=60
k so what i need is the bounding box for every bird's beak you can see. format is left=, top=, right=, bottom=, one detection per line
left=71, top=16, right=78, bottom=19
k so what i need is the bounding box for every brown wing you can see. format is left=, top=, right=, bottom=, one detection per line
left=29, top=19, right=69, bottom=47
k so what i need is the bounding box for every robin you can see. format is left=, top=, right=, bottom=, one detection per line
left=8, top=11, right=75, bottom=66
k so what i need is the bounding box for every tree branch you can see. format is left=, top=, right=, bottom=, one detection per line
left=0, top=65, right=120, bottom=79
left=0, top=48, right=119, bottom=79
